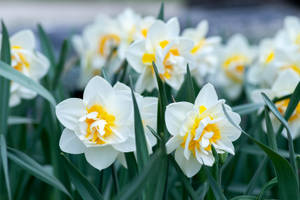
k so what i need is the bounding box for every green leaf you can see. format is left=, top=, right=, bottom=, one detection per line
left=204, top=166, right=227, bottom=200
left=37, top=24, right=55, bottom=67
left=146, top=125, right=162, bottom=141
left=261, top=93, right=297, bottom=181
left=232, top=103, right=264, bottom=115
left=170, top=157, right=197, bottom=200
left=222, top=104, right=300, bottom=200
left=7, top=147, right=71, bottom=198
left=0, top=134, right=11, bottom=200
left=114, top=149, right=162, bottom=200
left=257, top=177, right=278, bottom=200
left=8, top=116, right=36, bottom=125
left=230, top=195, right=256, bottom=200
left=0, top=21, right=11, bottom=200
left=157, top=2, right=164, bottom=20
left=264, top=107, right=278, bottom=151
left=124, top=152, right=138, bottom=179
left=130, top=79, right=149, bottom=170
left=175, top=65, right=195, bottom=103
left=53, top=39, right=69, bottom=89
left=61, top=153, right=103, bottom=200
left=0, top=60, right=56, bottom=106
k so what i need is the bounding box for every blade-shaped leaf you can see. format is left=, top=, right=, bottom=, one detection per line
left=231, top=195, right=256, bottom=200
left=176, top=65, right=195, bottom=103
left=7, top=147, right=71, bottom=197
left=157, top=2, right=164, bottom=20
left=257, top=177, right=278, bottom=200
left=232, top=103, right=264, bottom=115
left=8, top=116, right=36, bottom=125
left=0, top=134, right=11, bottom=200
left=114, top=149, right=162, bottom=200
left=0, top=61, right=56, bottom=106
left=261, top=93, right=297, bottom=180
left=61, top=154, right=103, bottom=200
left=222, top=104, right=300, bottom=200
left=130, top=79, right=149, bottom=170
left=0, top=21, right=11, bottom=200
left=37, top=24, right=55, bottom=67
left=204, top=166, right=227, bottom=200
left=264, top=108, right=278, bottom=151
left=124, top=152, right=138, bottom=179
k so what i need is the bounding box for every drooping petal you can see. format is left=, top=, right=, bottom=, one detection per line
left=56, top=98, right=86, bottom=130
left=59, top=128, right=86, bottom=154
left=84, top=145, right=119, bottom=171
left=165, top=102, right=194, bottom=136
left=175, top=147, right=201, bottom=178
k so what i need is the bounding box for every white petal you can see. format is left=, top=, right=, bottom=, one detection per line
left=112, top=136, right=136, bottom=153
left=9, top=93, right=21, bottom=107
left=215, top=138, right=235, bottom=155
left=166, top=17, right=180, bottom=37
left=10, top=30, right=35, bottom=50
left=166, top=136, right=182, bottom=154
left=117, top=153, right=127, bottom=168
left=29, top=52, right=50, bottom=79
left=195, top=149, right=215, bottom=166
left=195, top=83, right=218, bottom=108
left=84, top=145, right=119, bottom=171
left=165, top=102, right=194, bottom=136
left=175, top=148, right=201, bottom=178
left=83, top=76, right=114, bottom=106
left=272, top=70, right=299, bottom=98
left=59, top=128, right=86, bottom=154
left=56, top=98, right=86, bottom=130
left=126, top=40, right=146, bottom=73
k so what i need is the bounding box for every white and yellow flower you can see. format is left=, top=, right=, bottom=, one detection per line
left=251, top=70, right=300, bottom=139
left=182, top=20, right=221, bottom=85
left=126, top=17, right=194, bottom=92
left=217, top=34, right=255, bottom=100
left=56, top=76, right=135, bottom=170
left=0, top=30, right=49, bottom=107
left=165, top=83, right=241, bottom=177
left=72, top=15, right=123, bottom=88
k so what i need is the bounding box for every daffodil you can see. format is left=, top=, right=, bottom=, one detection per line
left=0, top=30, right=49, bottom=107
left=216, top=34, right=255, bottom=100
left=182, top=20, right=221, bottom=85
left=56, top=76, right=136, bottom=170
left=165, top=83, right=241, bottom=177
left=126, top=17, right=193, bottom=92
left=72, top=15, right=123, bottom=88
left=252, top=70, right=300, bottom=139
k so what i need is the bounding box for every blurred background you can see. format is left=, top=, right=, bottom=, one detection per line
left=1, top=0, right=300, bottom=49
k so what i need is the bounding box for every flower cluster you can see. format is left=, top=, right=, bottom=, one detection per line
left=0, top=30, right=49, bottom=107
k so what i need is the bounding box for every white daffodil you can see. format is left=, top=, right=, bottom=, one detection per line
left=182, top=20, right=221, bottom=85
left=217, top=34, right=255, bottom=100
left=0, top=30, right=49, bottom=107
left=248, top=38, right=278, bottom=88
left=56, top=76, right=135, bottom=171
left=113, top=82, right=158, bottom=153
left=72, top=15, right=122, bottom=88
left=251, top=70, right=300, bottom=139
left=165, top=83, right=241, bottom=177
left=126, top=17, right=193, bottom=92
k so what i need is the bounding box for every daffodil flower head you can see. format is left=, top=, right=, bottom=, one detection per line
left=56, top=76, right=136, bottom=170
left=251, top=70, right=300, bottom=139
left=0, top=30, right=50, bottom=107
left=217, top=34, right=255, bottom=100
left=165, top=83, right=241, bottom=177
left=127, top=17, right=193, bottom=92
left=182, top=20, right=221, bottom=85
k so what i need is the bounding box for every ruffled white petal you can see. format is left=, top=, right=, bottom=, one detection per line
left=59, top=128, right=86, bottom=154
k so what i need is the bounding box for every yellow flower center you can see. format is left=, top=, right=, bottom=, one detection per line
left=191, top=39, right=205, bottom=54
left=265, top=50, right=274, bottom=64
left=11, top=46, right=30, bottom=72
left=280, top=64, right=300, bottom=76
left=223, top=54, right=247, bottom=83
left=181, top=106, right=221, bottom=156
left=85, top=104, right=116, bottom=144
left=160, top=48, right=180, bottom=80
left=295, top=34, right=300, bottom=45
left=141, top=28, right=148, bottom=38
left=98, top=34, right=120, bottom=57
left=276, top=99, right=300, bottom=122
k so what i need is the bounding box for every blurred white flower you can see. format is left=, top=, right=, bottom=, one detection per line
left=182, top=20, right=221, bottom=85
left=165, top=83, right=241, bottom=177
left=0, top=30, right=49, bottom=107
left=217, top=34, right=255, bottom=100
left=56, top=76, right=135, bottom=171
left=127, top=17, right=193, bottom=92
left=251, top=70, right=300, bottom=139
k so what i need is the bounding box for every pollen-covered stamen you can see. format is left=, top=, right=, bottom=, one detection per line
left=84, top=104, right=116, bottom=144
left=160, top=48, right=180, bottom=80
